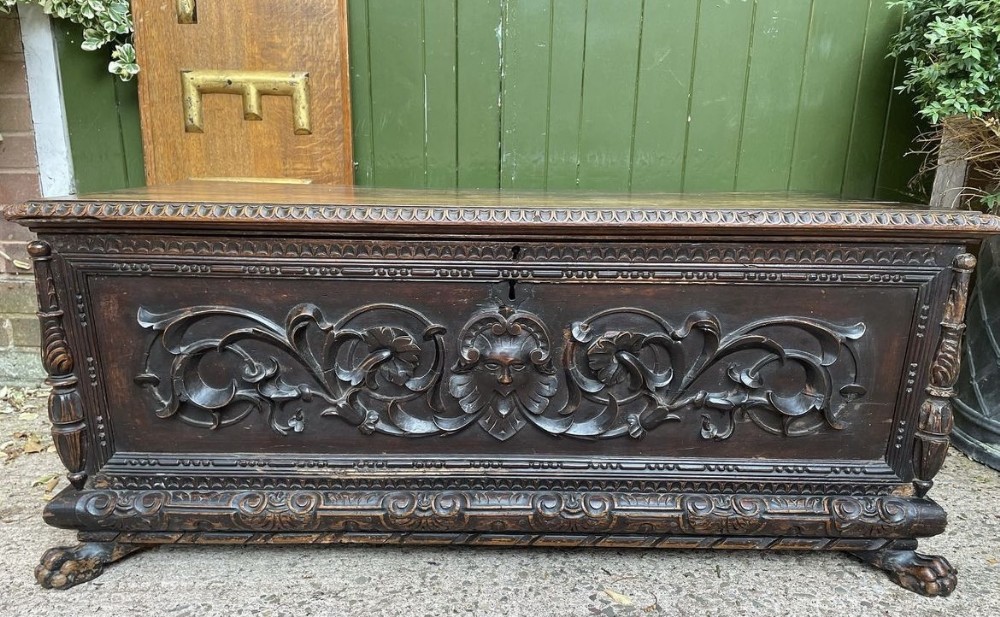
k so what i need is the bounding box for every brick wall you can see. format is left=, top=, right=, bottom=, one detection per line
left=0, top=8, right=43, bottom=384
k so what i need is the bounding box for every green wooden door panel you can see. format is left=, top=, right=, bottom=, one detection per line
left=682, top=0, right=755, bottom=193
left=55, top=23, right=144, bottom=194
left=574, top=0, right=643, bottom=191
left=541, top=0, right=588, bottom=190
left=347, top=0, right=375, bottom=186
left=114, top=76, right=145, bottom=187
left=735, top=0, right=812, bottom=192
left=367, top=0, right=426, bottom=188
left=456, top=0, right=503, bottom=188
left=499, top=0, right=550, bottom=189
left=59, top=0, right=925, bottom=200
left=424, top=0, right=460, bottom=188
left=876, top=73, right=928, bottom=201
left=842, top=1, right=902, bottom=199
left=788, top=0, right=870, bottom=194
left=629, top=0, right=698, bottom=192
left=347, top=0, right=925, bottom=197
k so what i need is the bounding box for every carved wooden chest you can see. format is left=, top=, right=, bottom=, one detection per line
left=6, top=184, right=999, bottom=595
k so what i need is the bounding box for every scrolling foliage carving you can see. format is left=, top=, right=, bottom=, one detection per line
left=136, top=303, right=867, bottom=442
left=135, top=303, right=447, bottom=435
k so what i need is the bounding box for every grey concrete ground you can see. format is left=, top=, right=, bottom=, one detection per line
left=0, top=384, right=997, bottom=617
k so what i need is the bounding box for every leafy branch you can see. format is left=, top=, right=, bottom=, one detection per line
left=889, top=0, right=1000, bottom=123
left=1, top=0, right=137, bottom=80
left=889, top=0, right=1000, bottom=210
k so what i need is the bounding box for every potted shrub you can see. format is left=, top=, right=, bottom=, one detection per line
left=890, top=0, right=1000, bottom=468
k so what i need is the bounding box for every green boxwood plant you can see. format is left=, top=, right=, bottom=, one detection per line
left=889, top=0, right=1000, bottom=209
left=1, top=0, right=136, bottom=80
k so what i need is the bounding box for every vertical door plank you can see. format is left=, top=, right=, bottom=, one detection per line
left=683, top=0, right=755, bottom=193
left=424, top=0, right=459, bottom=188
left=575, top=0, right=643, bottom=190
left=875, top=62, right=927, bottom=201
left=53, top=24, right=131, bottom=193
left=368, top=0, right=426, bottom=187
left=842, top=1, right=901, bottom=199
left=499, top=0, right=552, bottom=189
left=629, top=0, right=698, bottom=192
left=544, top=0, right=588, bottom=190
left=113, top=78, right=146, bottom=187
left=456, top=0, right=503, bottom=188
left=788, top=0, right=869, bottom=194
left=347, top=0, right=374, bottom=186
left=735, top=0, right=811, bottom=192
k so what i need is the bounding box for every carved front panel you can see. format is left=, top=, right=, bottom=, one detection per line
left=129, top=300, right=867, bottom=445
left=78, top=250, right=921, bottom=467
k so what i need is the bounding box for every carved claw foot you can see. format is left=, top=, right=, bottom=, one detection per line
left=850, top=548, right=957, bottom=597
left=36, top=541, right=147, bottom=589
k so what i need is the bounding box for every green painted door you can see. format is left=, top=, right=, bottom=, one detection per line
left=55, top=23, right=145, bottom=194
left=60, top=0, right=925, bottom=200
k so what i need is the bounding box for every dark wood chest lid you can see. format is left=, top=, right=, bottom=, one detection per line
left=6, top=181, right=1000, bottom=240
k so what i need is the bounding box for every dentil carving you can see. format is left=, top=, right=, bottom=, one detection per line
left=136, top=302, right=867, bottom=442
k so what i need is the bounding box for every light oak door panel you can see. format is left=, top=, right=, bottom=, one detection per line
left=133, top=0, right=353, bottom=185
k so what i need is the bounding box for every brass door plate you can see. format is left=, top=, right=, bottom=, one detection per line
left=180, top=70, right=312, bottom=135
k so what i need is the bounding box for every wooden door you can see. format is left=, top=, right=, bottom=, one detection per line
left=132, top=0, right=353, bottom=185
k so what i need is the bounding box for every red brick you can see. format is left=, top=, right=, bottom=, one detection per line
left=1, top=219, right=35, bottom=242
left=0, top=95, right=32, bottom=132
left=0, top=279, right=37, bottom=312
left=0, top=14, right=23, bottom=55
left=0, top=133, right=38, bottom=170
left=0, top=239, right=32, bottom=273
left=0, top=171, right=40, bottom=201
left=0, top=59, right=28, bottom=95
left=0, top=314, right=39, bottom=348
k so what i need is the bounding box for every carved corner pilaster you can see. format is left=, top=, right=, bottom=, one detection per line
left=912, top=253, right=976, bottom=496
left=27, top=241, right=88, bottom=489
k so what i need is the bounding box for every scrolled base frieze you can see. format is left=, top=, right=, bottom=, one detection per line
left=77, top=529, right=899, bottom=552
left=43, top=488, right=946, bottom=539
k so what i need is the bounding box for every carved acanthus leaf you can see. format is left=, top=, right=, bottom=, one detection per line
left=136, top=302, right=867, bottom=442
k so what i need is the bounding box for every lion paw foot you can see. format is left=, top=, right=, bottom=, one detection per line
left=887, top=552, right=957, bottom=598
left=36, top=545, right=105, bottom=589
left=36, top=542, right=145, bottom=589
left=851, top=547, right=957, bottom=597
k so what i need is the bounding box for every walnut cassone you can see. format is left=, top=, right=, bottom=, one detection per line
left=7, top=183, right=998, bottom=595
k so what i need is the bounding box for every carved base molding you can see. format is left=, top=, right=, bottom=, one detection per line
left=78, top=529, right=897, bottom=551
left=44, top=531, right=957, bottom=596
left=37, top=531, right=911, bottom=591
left=44, top=488, right=946, bottom=539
